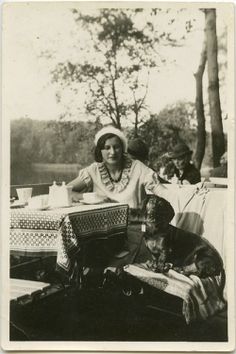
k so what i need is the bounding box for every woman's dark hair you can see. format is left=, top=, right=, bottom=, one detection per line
left=143, top=195, right=175, bottom=227
left=141, top=196, right=174, bottom=245
left=94, top=133, right=124, bottom=162
left=128, top=138, right=149, bottom=162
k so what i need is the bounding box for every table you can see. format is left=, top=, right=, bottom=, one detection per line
left=10, top=203, right=129, bottom=275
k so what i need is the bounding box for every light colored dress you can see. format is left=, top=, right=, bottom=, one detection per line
left=78, top=158, right=163, bottom=209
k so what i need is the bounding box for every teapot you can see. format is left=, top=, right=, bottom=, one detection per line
left=49, top=181, right=73, bottom=208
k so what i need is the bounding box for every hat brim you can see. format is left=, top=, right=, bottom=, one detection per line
left=169, top=150, right=192, bottom=159
left=94, top=126, right=127, bottom=152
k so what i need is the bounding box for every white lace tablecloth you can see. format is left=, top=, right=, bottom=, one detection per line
left=10, top=203, right=129, bottom=274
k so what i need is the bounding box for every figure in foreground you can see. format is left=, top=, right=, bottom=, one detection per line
left=142, top=196, right=223, bottom=278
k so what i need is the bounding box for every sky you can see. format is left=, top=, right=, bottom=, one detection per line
left=3, top=2, right=229, bottom=131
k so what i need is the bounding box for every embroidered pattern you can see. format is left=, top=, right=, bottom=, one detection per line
left=98, top=157, right=133, bottom=193
left=10, top=204, right=129, bottom=274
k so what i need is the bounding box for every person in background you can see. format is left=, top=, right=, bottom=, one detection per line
left=210, top=152, right=227, bottom=178
left=168, top=142, right=201, bottom=185
left=159, top=153, right=176, bottom=181
left=127, top=137, right=169, bottom=184
left=127, top=137, right=149, bottom=165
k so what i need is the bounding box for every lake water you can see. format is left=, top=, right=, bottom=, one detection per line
left=11, top=163, right=81, bottom=185
left=11, top=162, right=212, bottom=186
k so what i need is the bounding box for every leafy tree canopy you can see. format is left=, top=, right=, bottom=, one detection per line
left=51, top=8, right=198, bottom=129
left=128, top=101, right=197, bottom=170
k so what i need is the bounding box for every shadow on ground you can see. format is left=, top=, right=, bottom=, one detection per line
left=10, top=286, right=228, bottom=342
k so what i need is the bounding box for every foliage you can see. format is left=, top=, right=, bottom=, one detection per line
left=51, top=9, right=155, bottom=129
left=11, top=100, right=218, bottom=185
left=51, top=8, right=197, bottom=129
left=11, top=102, right=198, bottom=184
left=10, top=118, right=102, bottom=184
left=127, top=101, right=197, bottom=170
left=10, top=118, right=39, bottom=184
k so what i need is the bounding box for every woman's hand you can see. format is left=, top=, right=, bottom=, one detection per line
left=71, top=191, right=83, bottom=202
left=163, top=262, right=173, bottom=273
left=173, top=263, right=198, bottom=276
left=182, top=179, right=190, bottom=185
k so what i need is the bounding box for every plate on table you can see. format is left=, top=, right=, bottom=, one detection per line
left=10, top=201, right=26, bottom=209
left=26, top=205, right=50, bottom=211
left=79, top=198, right=107, bottom=205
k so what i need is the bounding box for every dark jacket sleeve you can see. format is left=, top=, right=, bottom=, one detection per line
left=168, top=225, right=223, bottom=277
left=183, top=164, right=201, bottom=184
left=189, top=168, right=201, bottom=184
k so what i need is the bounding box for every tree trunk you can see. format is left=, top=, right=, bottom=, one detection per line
left=205, top=9, right=225, bottom=167
left=134, top=108, right=139, bottom=137
left=134, top=121, right=138, bottom=137
left=194, top=40, right=207, bottom=170
left=111, top=75, right=121, bottom=129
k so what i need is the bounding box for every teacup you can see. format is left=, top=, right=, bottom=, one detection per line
left=82, top=192, right=104, bottom=204
left=28, top=195, right=49, bottom=210
left=16, top=188, right=33, bottom=204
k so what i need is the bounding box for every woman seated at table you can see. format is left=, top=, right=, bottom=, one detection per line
left=68, top=126, right=171, bottom=263
left=139, top=195, right=224, bottom=280
left=68, top=126, right=170, bottom=208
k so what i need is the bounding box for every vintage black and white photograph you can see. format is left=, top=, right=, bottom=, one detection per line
left=1, top=1, right=235, bottom=352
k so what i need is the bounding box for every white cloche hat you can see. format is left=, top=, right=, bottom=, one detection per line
left=94, top=126, right=128, bottom=152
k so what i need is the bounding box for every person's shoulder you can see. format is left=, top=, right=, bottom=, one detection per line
left=170, top=224, right=201, bottom=240
left=130, top=158, right=152, bottom=171
left=186, top=163, right=201, bottom=183
left=189, top=163, right=200, bottom=173
left=84, top=162, right=100, bottom=172
left=126, top=157, right=139, bottom=169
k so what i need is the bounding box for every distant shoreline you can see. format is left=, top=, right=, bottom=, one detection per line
left=32, top=163, right=81, bottom=173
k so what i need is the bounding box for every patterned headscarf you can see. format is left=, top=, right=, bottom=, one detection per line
left=143, top=195, right=175, bottom=230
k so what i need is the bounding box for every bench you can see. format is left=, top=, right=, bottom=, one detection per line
left=10, top=278, right=71, bottom=340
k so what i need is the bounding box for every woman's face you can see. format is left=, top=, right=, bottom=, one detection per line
left=173, top=154, right=190, bottom=170
left=145, top=234, right=167, bottom=255
left=101, top=136, right=123, bottom=166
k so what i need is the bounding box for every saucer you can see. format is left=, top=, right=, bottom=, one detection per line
left=10, top=201, right=26, bottom=209
left=26, top=205, right=50, bottom=211
left=79, top=199, right=105, bottom=205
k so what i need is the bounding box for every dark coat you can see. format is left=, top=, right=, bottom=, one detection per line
left=174, top=163, right=201, bottom=184
left=135, top=224, right=223, bottom=279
